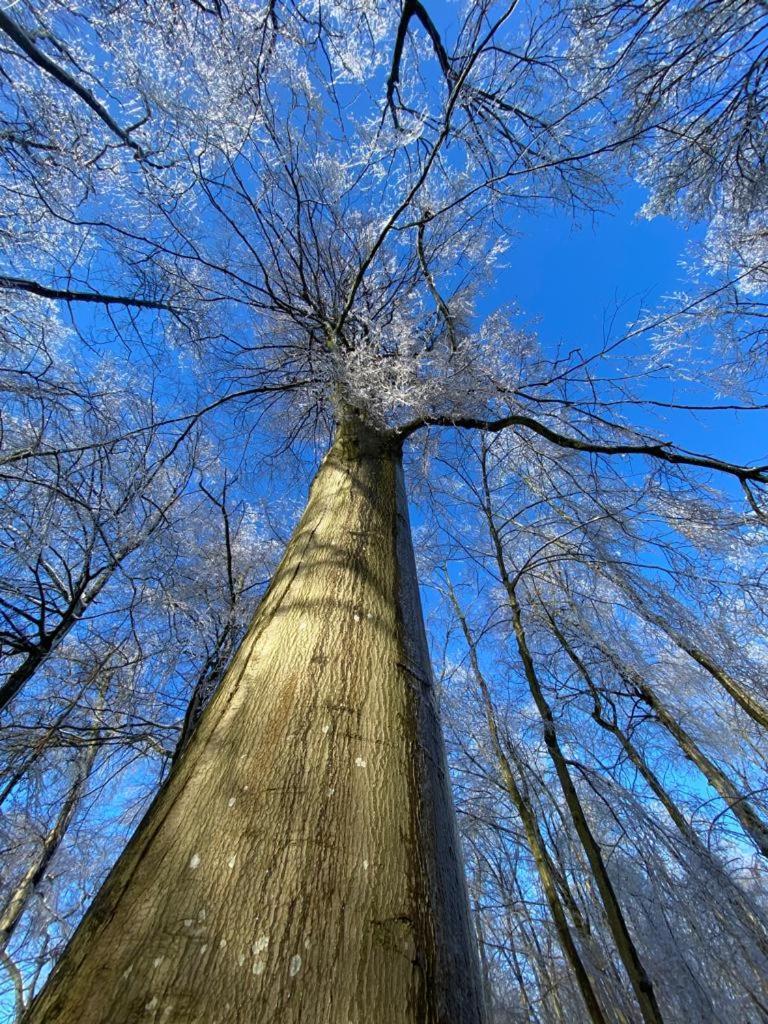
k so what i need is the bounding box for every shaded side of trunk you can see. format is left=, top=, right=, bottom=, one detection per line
left=171, top=627, right=236, bottom=764
left=23, top=418, right=485, bottom=1024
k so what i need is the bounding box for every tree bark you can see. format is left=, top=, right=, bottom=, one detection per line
left=23, top=417, right=485, bottom=1024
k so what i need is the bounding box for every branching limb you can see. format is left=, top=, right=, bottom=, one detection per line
left=396, top=411, right=768, bottom=483
left=416, top=214, right=457, bottom=351
left=386, top=0, right=452, bottom=121
left=0, top=275, right=175, bottom=313
left=0, top=9, right=146, bottom=159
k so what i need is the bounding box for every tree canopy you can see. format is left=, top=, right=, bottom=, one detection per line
left=1, top=1, right=767, bottom=1021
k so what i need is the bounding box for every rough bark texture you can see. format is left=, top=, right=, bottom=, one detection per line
left=23, top=418, right=485, bottom=1024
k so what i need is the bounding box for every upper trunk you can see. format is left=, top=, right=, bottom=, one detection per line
left=24, top=417, right=485, bottom=1024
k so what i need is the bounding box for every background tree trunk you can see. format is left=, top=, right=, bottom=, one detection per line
left=0, top=739, right=99, bottom=948
left=447, top=580, right=608, bottom=1024
left=505, top=591, right=665, bottom=1024
left=23, top=417, right=485, bottom=1024
left=611, top=578, right=768, bottom=730
left=592, top=640, right=768, bottom=861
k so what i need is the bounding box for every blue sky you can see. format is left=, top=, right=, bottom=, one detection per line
left=502, top=185, right=767, bottom=470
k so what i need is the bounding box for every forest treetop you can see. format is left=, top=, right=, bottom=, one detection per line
left=2, top=3, right=768, bottom=1020
left=2, top=0, right=766, bottom=489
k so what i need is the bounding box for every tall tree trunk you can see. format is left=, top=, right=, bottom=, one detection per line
left=23, top=417, right=485, bottom=1024
left=448, top=581, right=608, bottom=1024
left=590, top=636, right=768, bottom=860
left=475, top=449, right=664, bottom=1024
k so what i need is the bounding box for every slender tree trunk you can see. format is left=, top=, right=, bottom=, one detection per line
left=515, top=908, right=564, bottom=1024
left=550, top=610, right=768, bottom=963
left=448, top=582, right=608, bottom=1024
left=499, top=763, right=608, bottom=1024
left=475, top=450, right=664, bottom=1024
left=508, top=939, right=542, bottom=1024
left=612, top=576, right=768, bottom=731
left=591, top=637, right=768, bottom=860
left=23, top=417, right=485, bottom=1024
left=593, top=710, right=695, bottom=840
left=504, top=590, right=665, bottom=1024
left=541, top=821, right=636, bottom=1024
left=1, top=739, right=99, bottom=946
left=546, top=615, right=700, bottom=846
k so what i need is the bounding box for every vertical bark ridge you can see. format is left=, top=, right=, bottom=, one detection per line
left=23, top=419, right=484, bottom=1024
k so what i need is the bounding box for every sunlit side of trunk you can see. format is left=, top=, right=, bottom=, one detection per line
left=24, top=417, right=485, bottom=1024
